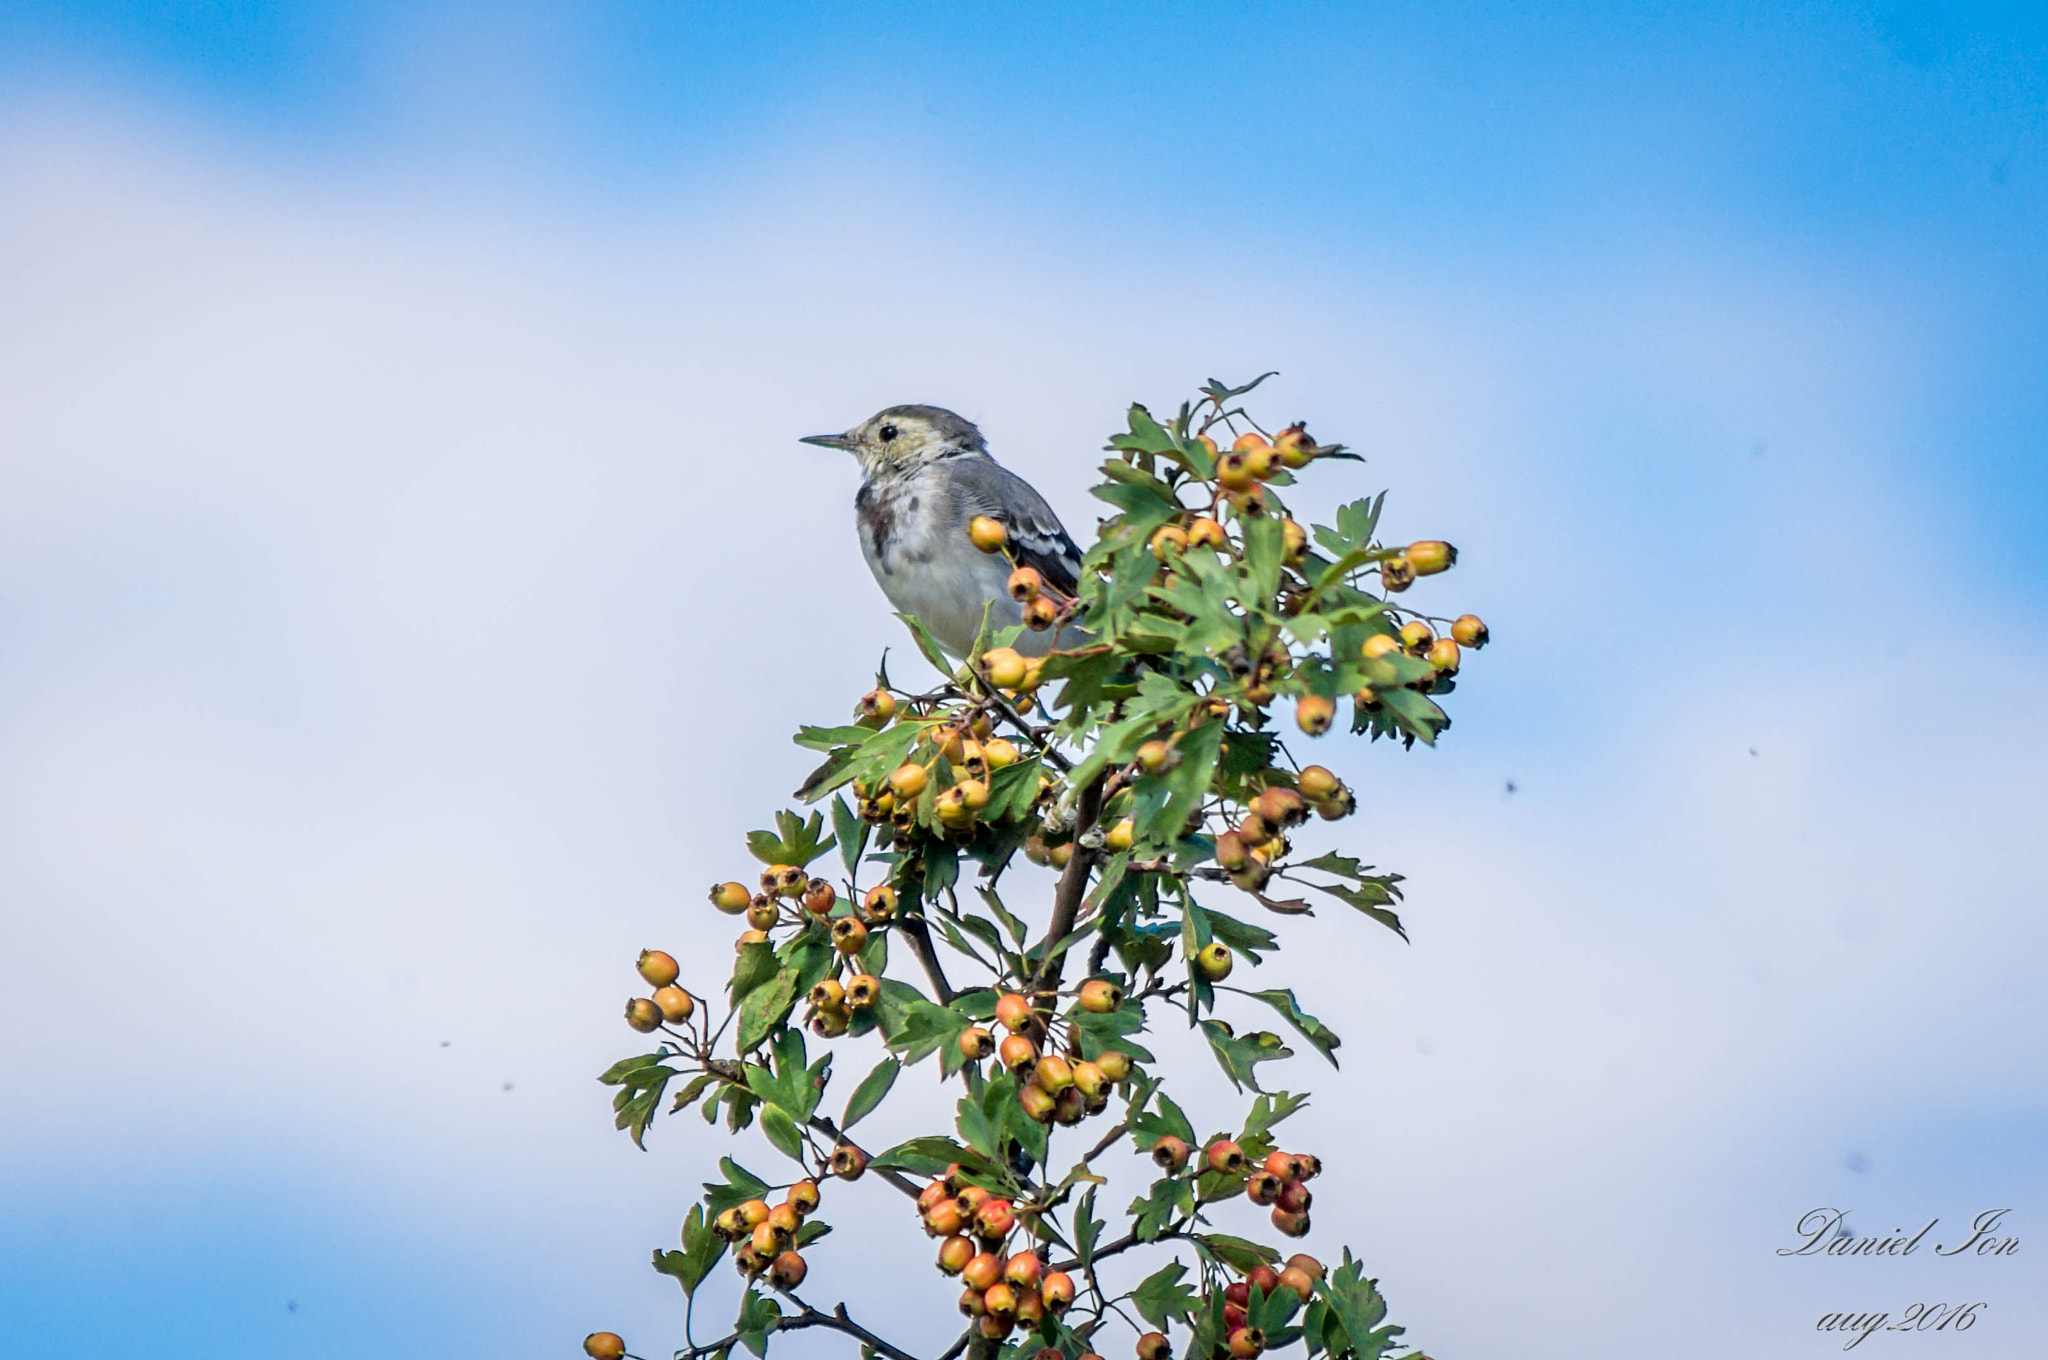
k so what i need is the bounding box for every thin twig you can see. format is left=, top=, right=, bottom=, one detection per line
left=804, top=1114, right=922, bottom=1201
left=667, top=1298, right=922, bottom=1360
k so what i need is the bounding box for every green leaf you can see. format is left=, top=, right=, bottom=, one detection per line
left=1201, top=907, right=1278, bottom=960
left=957, top=1093, right=1001, bottom=1159
left=1194, top=1234, right=1280, bottom=1277
left=795, top=724, right=873, bottom=752
left=1242, top=1091, right=1310, bottom=1141
left=653, top=1204, right=727, bottom=1297
left=735, top=1286, right=783, bottom=1358
left=597, top=1052, right=670, bottom=1086
left=1075, top=1187, right=1103, bottom=1268
left=1200, top=1019, right=1293, bottom=1092
left=832, top=794, right=869, bottom=880
left=1131, top=1260, right=1199, bottom=1329
left=986, top=757, right=1046, bottom=822
left=747, top=809, right=836, bottom=868
left=1301, top=878, right=1409, bottom=942
left=1129, top=1174, right=1191, bottom=1242
left=1374, top=684, right=1446, bottom=746
left=869, top=1135, right=996, bottom=1179
left=731, top=941, right=778, bottom=1000
left=1313, top=1254, right=1400, bottom=1360
left=759, top=1103, right=806, bottom=1162
left=1247, top=988, right=1341, bottom=1066
left=702, top=1157, right=772, bottom=1213
left=842, top=1057, right=900, bottom=1130
left=737, top=969, right=798, bottom=1053
left=607, top=1060, right=679, bottom=1149
left=1071, top=1004, right=1155, bottom=1063
left=896, top=611, right=952, bottom=671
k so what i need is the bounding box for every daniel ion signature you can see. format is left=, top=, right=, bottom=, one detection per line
left=1776, top=1208, right=2018, bottom=1350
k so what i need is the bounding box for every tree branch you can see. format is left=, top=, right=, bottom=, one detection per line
left=1027, top=774, right=1106, bottom=1000
left=897, top=907, right=957, bottom=1004
left=1049, top=1222, right=1182, bottom=1275
left=667, top=1298, right=923, bottom=1360
left=804, top=1114, right=923, bottom=1201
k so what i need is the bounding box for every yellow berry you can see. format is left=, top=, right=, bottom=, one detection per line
left=968, top=516, right=1009, bottom=552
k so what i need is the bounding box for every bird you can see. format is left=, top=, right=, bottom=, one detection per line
left=801, top=405, right=1084, bottom=658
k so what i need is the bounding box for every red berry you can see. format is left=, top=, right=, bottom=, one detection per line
left=1151, top=1136, right=1190, bottom=1172
left=1206, top=1140, right=1247, bottom=1176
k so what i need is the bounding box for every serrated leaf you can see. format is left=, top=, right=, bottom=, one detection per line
left=735, top=1287, right=783, bottom=1358
left=1242, top=1091, right=1310, bottom=1141
left=1131, top=1260, right=1198, bottom=1329
left=1200, top=1019, right=1292, bottom=1092
left=702, top=1157, right=772, bottom=1213
left=1301, top=878, right=1409, bottom=942
left=610, top=1064, right=677, bottom=1150
left=842, top=1057, right=900, bottom=1130
left=1076, top=1186, right=1103, bottom=1268
left=655, top=1203, right=727, bottom=1297
left=1248, top=988, right=1341, bottom=1066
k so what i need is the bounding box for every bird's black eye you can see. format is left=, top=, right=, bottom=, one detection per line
left=878, top=424, right=898, bottom=442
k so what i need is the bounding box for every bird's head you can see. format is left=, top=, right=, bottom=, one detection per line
left=801, top=405, right=987, bottom=478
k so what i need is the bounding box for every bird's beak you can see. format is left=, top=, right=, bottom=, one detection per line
left=800, top=432, right=855, bottom=450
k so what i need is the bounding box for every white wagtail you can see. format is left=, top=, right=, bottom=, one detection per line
left=801, top=406, right=1084, bottom=658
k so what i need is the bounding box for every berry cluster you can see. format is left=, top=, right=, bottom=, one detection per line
left=710, top=1180, right=823, bottom=1291
left=1153, top=1139, right=1323, bottom=1238
left=957, top=982, right=1133, bottom=1125
left=623, top=949, right=696, bottom=1033
left=914, top=1163, right=1079, bottom=1342
left=967, top=515, right=1079, bottom=637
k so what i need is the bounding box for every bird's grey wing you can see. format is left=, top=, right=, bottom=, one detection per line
left=948, top=457, right=1084, bottom=595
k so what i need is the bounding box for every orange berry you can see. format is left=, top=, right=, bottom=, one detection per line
left=830, top=916, right=868, bottom=956
left=636, top=950, right=680, bottom=988
left=856, top=688, right=897, bottom=727
left=652, top=986, right=696, bottom=1023
left=1405, top=539, right=1457, bottom=575
left=767, top=1251, right=807, bottom=1291
left=968, top=516, right=1009, bottom=552
left=1077, top=978, right=1123, bottom=1013
left=888, top=762, right=929, bottom=800
left=624, top=997, right=662, bottom=1033
left=584, top=1333, right=626, bottom=1360
left=861, top=884, right=897, bottom=921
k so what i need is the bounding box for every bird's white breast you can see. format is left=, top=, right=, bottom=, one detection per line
left=855, top=466, right=1056, bottom=657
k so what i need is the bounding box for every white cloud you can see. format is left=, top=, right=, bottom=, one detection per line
left=2, top=108, right=2043, bottom=1358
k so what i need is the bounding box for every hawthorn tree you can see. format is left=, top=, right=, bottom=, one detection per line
left=590, top=377, right=1485, bottom=1360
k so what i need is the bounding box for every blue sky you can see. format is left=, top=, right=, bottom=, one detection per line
left=2, top=5, right=2045, bottom=1359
